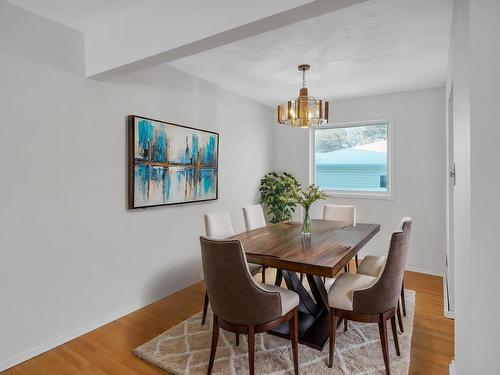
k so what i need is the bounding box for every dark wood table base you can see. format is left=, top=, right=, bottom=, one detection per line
left=232, top=220, right=380, bottom=351
left=268, top=270, right=331, bottom=350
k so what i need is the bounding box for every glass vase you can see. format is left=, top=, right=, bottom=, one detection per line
left=302, top=208, right=312, bottom=237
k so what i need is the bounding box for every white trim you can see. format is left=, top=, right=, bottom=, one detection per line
left=0, top=283, right=199, bottom=372
left=445, top=83, right=456, bottom=317
left=449, top=360, right=455, bottom=375
left=310, top=119, right=394, bottom=199
left=405, top=265, right=445, bottom=277
left=443, top=275, right=456, bottom=319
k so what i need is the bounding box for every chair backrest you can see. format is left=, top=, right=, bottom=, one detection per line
left=242, top=204, right=267, bottom=231
left=200, top=237, right=282, bottom=325
left=204, top=211, right=234, bottom=239
left=353, top=218, right=412, bottom=314
left=323, top=204, right=356, bottom=225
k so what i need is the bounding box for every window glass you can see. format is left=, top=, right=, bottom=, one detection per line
left=314, top=123, right=389, bottom=193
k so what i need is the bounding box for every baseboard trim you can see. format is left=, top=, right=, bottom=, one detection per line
left=449, top=360, right=455, bottom=375
left=405, top=265, right=445, bottom=277
left=0, top=279, right=201, bottom=372
left=443, top=276, right=455, bottom=319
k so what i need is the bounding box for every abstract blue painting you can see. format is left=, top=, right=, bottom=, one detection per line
left=128, top=115, right=218, bottom=208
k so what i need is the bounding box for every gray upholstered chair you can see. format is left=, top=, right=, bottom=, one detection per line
left=201, top=211, right=263, bottom=325
left=356, top=217, right=411, bottom=330
left=200, top=237, right=300, bottom=375
left=328, top=218, right=412, bottom=375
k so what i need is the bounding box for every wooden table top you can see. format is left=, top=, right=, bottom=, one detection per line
left=230, top=219, right=380, bottom=278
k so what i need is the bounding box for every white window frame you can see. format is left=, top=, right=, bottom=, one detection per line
left=310, top=119, right=394, bottom=199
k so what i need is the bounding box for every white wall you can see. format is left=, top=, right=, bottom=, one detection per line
left=272, top=88, right=447, bottom=275
left=0, top=2, right=273, bottom=370
left=449, top=0, right=500, bottom=374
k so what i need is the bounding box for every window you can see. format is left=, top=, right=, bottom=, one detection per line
left=312, top=121, right=391, bottom=197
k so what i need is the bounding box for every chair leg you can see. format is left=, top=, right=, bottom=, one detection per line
left=378, top=314, right=390, bottom=375
left=235, top=333, right=239, bottom=346
left=401, top=280, right=407, bottom=317
left=262, top=267, right=266, bottom=284
left=329, top=308, right=337, bottom=368
left=300, top=272, right=304, bottom=282
left=344, top=319, right=348, bottom=332
left=289, top=309, right=299, bottom=375
left=355, top=254, right=359, bottom=269
left=202, top=291, right=209, bottom=326
left=274, top=269, right=283, bottom=286
left=344, top=265, right=349, bottom=273
left=248, top=325, right=255, bottom=375
left=390, top=315, right=401, bottom=356
left=397, top=302, right=404, bottom=333
left=207, top=315, right=219, bottom=375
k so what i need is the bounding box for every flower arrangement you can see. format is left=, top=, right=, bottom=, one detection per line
left=290, top=184, right=329, bottom=236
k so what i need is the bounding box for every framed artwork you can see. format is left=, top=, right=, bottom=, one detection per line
left=128, top=115, right=219, bottom=209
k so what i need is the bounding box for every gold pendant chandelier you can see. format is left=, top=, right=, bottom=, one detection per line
left=277, top=64, right=329, bottom=128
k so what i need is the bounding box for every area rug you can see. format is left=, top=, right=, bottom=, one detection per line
left=135, top=290, right=415, bottom=374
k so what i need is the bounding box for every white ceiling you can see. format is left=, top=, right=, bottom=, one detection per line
left=5, top=0, right=315, bottom=76
left=169, top=0, right=453, bottom=106
left=6, top=0, right=452, bottom=104
left=4, top=0, right=144, bottom=32
left=5, top=0, right=311, bottom=32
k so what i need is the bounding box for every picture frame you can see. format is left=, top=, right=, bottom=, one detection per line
left=128, top=115, right=219, bottom=209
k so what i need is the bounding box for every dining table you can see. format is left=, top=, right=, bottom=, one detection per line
left=229, top=219, right=380, bottom=350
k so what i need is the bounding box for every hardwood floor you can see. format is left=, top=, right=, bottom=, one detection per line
left=2, top=267, right=454, bottom=374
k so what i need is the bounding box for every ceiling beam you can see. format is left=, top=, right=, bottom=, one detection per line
left=89, top=0, right=367, bottom=80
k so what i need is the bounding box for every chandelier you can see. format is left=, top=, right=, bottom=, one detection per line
left=277, top=64, right=329, bottom=128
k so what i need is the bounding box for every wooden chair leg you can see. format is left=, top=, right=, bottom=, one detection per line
left=300, top=272, right=304, bottom=282
left=344, top=265, right=349, bottom=273
left=202, top=291, right=209, bottom=326
left=390, top=315, right=401, bottom=356
left=207, top=315, right=219, bottom=375
left=344, top=319, right=348, bottom=332
left=355, top=254, right=359, bottom=269
left=401, top=280, right=407, bottom=317
left=248, top=325, right=255, bottom=375
left=329, top=308, right=337, bottom=368
left=378, top=314, right=391, bottom=375
left=289, top=309, right=299, bottom=375
left=397, top=302, right=404, bottom=333
left=235, top=333, right=239, bottom=346
left=262, top=267, right=266, bottom=284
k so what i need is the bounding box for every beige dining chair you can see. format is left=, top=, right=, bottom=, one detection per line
left=201, top=211, right=263, bottom=325
left=323, top=204, right=357, bottom=271
left=200, top=237, right=299, bottom=375
left=356, top=217, right=411, bottom=329
left=242, top=204, right=269, bottom=283
left=242, top=204, right=267, bottom=231
left=328, top=218, right=412, bottom=375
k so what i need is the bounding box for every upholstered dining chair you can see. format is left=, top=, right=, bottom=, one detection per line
left=328, top=218, right=412, bottom=375
left=356, top=217, right=410, bottom=330
left=200, top=237, right=300, bottom=375
left=242, top=204, right=269, bottom=283
left=242, top=204, right=267, bottom=231
left=202, top=211, right=263, bottom=325
left=323, top=204, right=357, bottom=271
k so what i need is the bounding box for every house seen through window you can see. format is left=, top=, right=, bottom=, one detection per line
left=313, top=122, right=389, bottom=194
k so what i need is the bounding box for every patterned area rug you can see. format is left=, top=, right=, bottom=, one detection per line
left=135, top=291, right=415, bottom=374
